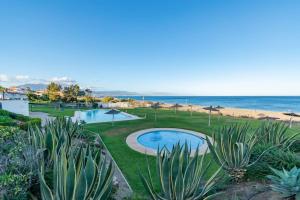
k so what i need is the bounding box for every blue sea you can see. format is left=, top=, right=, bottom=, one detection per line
left=118, top=96, right=300, bottom=113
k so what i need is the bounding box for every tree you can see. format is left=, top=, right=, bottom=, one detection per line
left=26, top=91, right=39, bottom=101
left=47, top=82, right=61, bottom=102
left=83, top=88, right=94, bottom=103
left=62, top=84, right=80, bottom=102
left=102, top=96, right=114, bottom=103
left=0, top=85, right=6, bottom=100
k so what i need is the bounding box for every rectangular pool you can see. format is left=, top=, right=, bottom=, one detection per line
left=72, top=109, right=140, bottom=124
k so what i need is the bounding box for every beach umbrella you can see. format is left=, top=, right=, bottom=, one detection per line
left=215, top=105, right=224, bottom=119
left=283, top=112, right=300, bottom=128
left=151, top=103, right=161, bottom=121
left=203, top=106, right=219, bottom=126
left=215, top=105, right=224, bottom=109
left=188, top=104, right=193, bottom=116
left=105, top=109, right=121, bottom=126
left=170, top=103, right=182, bottom=114
left=258, top=113, right=266, bottom=117
left=258, top=116, right=280, bottom=121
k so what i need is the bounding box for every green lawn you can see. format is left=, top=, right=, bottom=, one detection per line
left=30, top=103, right=87, bottom=117
left=31, top=105, right=300, bottom=199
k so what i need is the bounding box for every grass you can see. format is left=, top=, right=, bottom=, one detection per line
left=30, top=103, right=87, bottom=117
left=31, top=105, right=300, bottom=199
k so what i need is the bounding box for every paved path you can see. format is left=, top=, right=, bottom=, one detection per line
left=29, top=112, right=55, bottom=126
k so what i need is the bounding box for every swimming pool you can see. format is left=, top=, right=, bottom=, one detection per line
left=126, top=128, right=210, bottom=155
left=73, top=109, right=140, bottom=123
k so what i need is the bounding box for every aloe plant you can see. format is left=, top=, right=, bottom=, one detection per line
left=206, top=124, right=268, bottom=181
left=256, top=122, right=299, bottom=149
left=39, top=146, right=114, bottom=200
left=140, top=143, right=222, bottom=200
left=28, top=117, right=83, bottom=167
left=267, top=167, right=300, bottom=199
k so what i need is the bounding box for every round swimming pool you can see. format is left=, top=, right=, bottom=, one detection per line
left=126, top=128, right=210, bottom=155
left=137, top=130, right=204, bottom=151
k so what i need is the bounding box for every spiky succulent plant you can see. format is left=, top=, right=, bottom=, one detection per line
left=140, top=143, right=222, bottom=200
left=267, top=167, right=300, bottom=199
left=256, top=122, right=299, bottom=149
left=206, top=124, right=269, bottom=181
left=28, top=117, right=83, bottom=167
left=39, top=146, right=114, bottom=200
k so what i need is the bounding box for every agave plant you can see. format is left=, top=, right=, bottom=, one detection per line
left=140, top=143, right=222, bottom=200
left=39, top=146, right=114, bottom=200
left=28, top=117, right=83, bottom=167
left=267, top=167, right=300, bottom=199
left=206, top=124, right=268, bottom=182
left=256, top=122, right=299, bottom=149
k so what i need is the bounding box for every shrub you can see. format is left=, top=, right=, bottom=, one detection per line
left=0, top=126, right=20, bottom=142
left=0, top=109, right=40, bottom=129
left=0, top=173, right=29, bottom=200
left=267, top=167, right=300, bottom=199
left=20, top=118, right=41, bottom=130
left=140, top=143, right=222, bottom=199
left=246, top=144, right=300, bottom=180
left=0, top=126, right=32, bottom=200
left=102, top=96, right=114, bottom=103
left=290, top=139, right=300, bottom=153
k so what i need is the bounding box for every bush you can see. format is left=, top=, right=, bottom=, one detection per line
left=0, top=109, right=41, bottom=129
left=290, top=139, right=300, bottom=153
left=102, top=96, right=114, bottom=103
left=0, top=126, right=20, bottom=141
left=0, top=116, right=17, bottom=127
left=19, top=118, right=41, bottom=130
left=246, top=144, right=300, bottom=180
left=0, top=173, right=29, bottom=200
left=0, top=126, right=32, bottom=200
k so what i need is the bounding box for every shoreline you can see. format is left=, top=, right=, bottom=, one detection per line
left=132, top=100, right=300, bottom=122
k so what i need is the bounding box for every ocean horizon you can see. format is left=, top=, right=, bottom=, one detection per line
left=117, top=96, right=300, bottom=113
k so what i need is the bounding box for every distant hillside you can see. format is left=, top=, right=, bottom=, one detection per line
left=17, top=83, right=47, bottom=91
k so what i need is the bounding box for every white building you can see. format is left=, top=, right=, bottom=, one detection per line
left=0, top=92, right=29, bottom=116
left=0, top=92, right=28, bottom=100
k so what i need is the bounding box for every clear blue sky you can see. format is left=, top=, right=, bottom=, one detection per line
left=0, top=0, right=299, bottom=95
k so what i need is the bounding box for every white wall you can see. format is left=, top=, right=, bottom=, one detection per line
left=97, top=102, right=130, bottom=108
left=0, top=100, right=29, bottom=116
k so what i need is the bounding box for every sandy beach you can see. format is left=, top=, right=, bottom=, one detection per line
left=135, top=101, right=300, bottom=122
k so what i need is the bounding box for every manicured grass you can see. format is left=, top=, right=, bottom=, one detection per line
left=30, top=103, right=87, bottom=117
left=84, top=108, right=300, bottom=198
left=30, top=105, right=300, bottom=199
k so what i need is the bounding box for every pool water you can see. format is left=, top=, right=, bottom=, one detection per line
left=73, top=109, right=139, bottom=123
left=137, top=130, right=205, bottom=151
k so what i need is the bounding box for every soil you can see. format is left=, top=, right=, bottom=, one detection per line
left=215, top=181, right=283, bottom=200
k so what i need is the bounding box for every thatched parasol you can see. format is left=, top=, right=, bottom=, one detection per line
left=170, top=103, right=183, bottom=114
left=151, top=103, right=161, bottom=121
left=215, top=105, right=224, bottom=110
left=203, top=106, right=219, bottom=126
left=283, top=112, right=300, bottom=128
left=105, top=109, right=121, bottom=126
left=258, top=116, right=280, bottom=121
left=188, top=104, right=193, bottom=116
